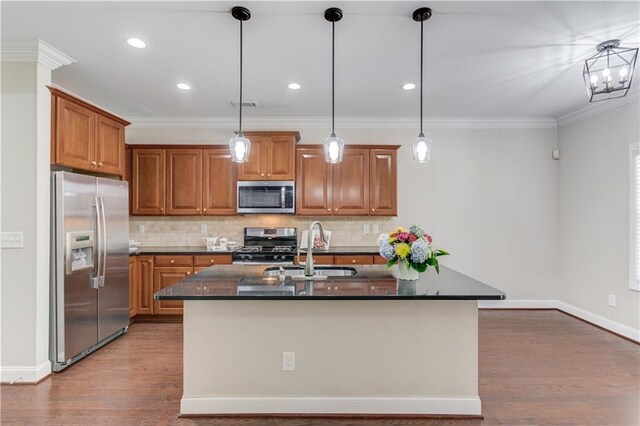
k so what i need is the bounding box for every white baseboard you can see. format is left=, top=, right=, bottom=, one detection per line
left=181, top=396, right=482, bottom=416
left=479, top=299, right=640, bottom=342
left=0, top=360, right=51, bottom=384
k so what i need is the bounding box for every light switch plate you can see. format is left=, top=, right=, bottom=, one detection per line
left=363, top=224, right=370, bottom=234
left=282, top=352, right=295, bottom=371
left=200, top=224, right=207, bottom=234
left=138, top=224, right=145, bottom=234
left=372, top=224, right=379, bottom=233
left=608, top=294, right=617, bottom=307
left=1, top=232, right=23, bottom=249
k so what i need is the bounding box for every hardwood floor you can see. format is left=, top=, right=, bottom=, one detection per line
left=1, top=310, right=638, bottom=425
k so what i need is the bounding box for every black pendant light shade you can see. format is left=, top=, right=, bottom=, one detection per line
left=229, top=6, right=252, bottom=163
left=412, top=7, right=433, bottom=163
left=324, top=7, right=345, bottom=164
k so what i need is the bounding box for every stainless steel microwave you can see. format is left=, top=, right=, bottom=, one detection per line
left=237, top=181, right=295, bottom=214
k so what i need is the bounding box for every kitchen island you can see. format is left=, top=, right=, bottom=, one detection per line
left=155, top=265, right=505, bottom=417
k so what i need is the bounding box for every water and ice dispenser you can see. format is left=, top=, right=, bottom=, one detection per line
left=65, top=231, right=95, bottom=274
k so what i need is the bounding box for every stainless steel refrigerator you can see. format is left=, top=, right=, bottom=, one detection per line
left=50, top=171, right=129, bottom=372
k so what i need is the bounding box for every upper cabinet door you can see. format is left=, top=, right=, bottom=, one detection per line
left=55, top=97, right=96, bottom=171
left=296, top=148, right=333, bottom=216
left=95, top=114, right=125, bottom=176
left=203, top=148, right=237, bottom=215
left=369, top=149, right=397, bottom=216
left=131, top=149, right=166, bottom=215
left=266, top=135, right=296, bottom=180
left=332, top=149, right=370, bottom=216
left=237, top=135, right=267, bottom=180
left=166, top=149, right=202, bottom=215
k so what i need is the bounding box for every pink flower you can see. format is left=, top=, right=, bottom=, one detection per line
left=397, top=232, right=409, bottom=242
left=408, top=234, right=417, bottom=243
left=424, top=234, right=433, bottom=244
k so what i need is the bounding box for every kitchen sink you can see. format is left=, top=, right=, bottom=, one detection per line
left=262, top=266, right=358, bottom=277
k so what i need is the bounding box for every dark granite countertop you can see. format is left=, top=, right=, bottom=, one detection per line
left=153, top=265, right=506, bottom=301
left=130, top=246, right=380, bottom=256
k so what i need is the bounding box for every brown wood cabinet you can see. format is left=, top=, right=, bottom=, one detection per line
left=334, top=255, right=374, bottom=265
left=166, top=149, right=202, bottom=215
left=296, top=145, right=397, bottom=216
left=131, top=149, right=166, bottom=215
left=128, top=146, right=237, bottom=216
left=238, top=132, right=299, bottom=180
left=136, top=256, right=154, bottom=315
left=295, top=148, right=333, bottom=216
left=50, top=87, right=129, bottom=176
left=203, top=149, right=237, bottom=215
left=332, top=149, right=370, bottom=215
left=128, top=256, right=137, bottom=318
left=153, top=266, right=191, bottom=315
left=369, top=280, right=398, bottom=295
left=369, top=149, right=398, bottom=216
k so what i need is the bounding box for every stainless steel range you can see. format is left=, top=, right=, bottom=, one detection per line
left=232, top=227, right=297, bottom=265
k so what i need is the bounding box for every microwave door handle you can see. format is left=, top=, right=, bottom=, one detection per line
left=99, top=196, right=107, bottom=287
left=90, top=197, right=101, bottom=290
left=281, top=187, right=285, bottom=208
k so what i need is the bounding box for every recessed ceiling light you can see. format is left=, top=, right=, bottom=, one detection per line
left=287, top=83, right=301, bottom=90
left=402, top=83, right=416, bottom=90
left=127, top=38, right=146, bottom=49
left=176, top=83, right=191, bottom=91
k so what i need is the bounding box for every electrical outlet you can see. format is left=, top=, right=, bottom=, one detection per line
left=608, top=294, right=617, bottom=307
left=282, top=352, right=295, bottom=371
left=200, top=224, right=207, bottom=234
left=1, top=232, right=23, bottom=249
left=363, top=224, right=370, bottom=234
left=372, top=224, right=379, bottom=233
left=138, top=224, right=145, bottom=234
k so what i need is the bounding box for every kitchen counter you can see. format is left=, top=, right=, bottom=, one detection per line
left=129, top=245, right=381, bottom=256
left=153, top=265, right=505, bottom=300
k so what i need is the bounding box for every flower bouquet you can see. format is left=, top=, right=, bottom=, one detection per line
left=378, top=225, right=449, bottom=280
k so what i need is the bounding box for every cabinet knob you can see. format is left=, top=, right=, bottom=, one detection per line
left=261, top=173, right=265, bottom=177
left=203, top=208, right=207, bottom=212
left=210, top=259, right=215, bottom=264
left=327, top=208, right=331, bottom=212
left=352, top=259, right=356, bottom=264
left=371, top=286, right=375, bottom=290
left=267, top=173, right=271, bottom=177
left=97, top=162, right=103, bottom=167
left=90, top=160, right=97, bottom=165
left=160, top=208, right=164, bottom=212
left=170, top=259, right=175, bottom=264
left=196, top=208, right=200, bottom=212
left=187, top=271, right=191, bottom=275
left=334, top=208, right=338, bottom=212
left=194, top=271, right=198, bottom=274
left=372, top=208, right=375, bottom=212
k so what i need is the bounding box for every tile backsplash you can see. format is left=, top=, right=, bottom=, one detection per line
left=129, top=216, right=397, bottom=247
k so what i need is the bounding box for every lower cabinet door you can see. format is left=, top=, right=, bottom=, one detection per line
left=332, top=281, right=370, bottom=296
left=128, top=257, right=137, bottom=318
left=136, top=256, right=154, bottom=315
left=369, top=280, right=398, bottom=296
left=153, top=267, right=192, bottom=315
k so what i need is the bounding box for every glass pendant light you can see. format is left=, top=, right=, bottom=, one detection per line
left=411, top=7, right=433, bottom=163
left=324, top=7, right=344, bottom=164
left=229, top=6, right=251, bottom=163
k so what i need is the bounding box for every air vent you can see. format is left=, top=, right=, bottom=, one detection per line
left=231, top=101, right=260, bottom=108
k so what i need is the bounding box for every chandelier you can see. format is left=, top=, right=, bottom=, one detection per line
left=583, top=39, right=638, bottom=103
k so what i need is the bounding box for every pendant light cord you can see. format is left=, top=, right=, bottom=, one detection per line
left=419, top=18, right=424, bottom=137
left=331, top=20, right=336, bottom=138
left=239, top=18, right=243, bottom=136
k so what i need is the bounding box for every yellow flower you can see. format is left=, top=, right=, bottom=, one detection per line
left=395, top=243, right=410, bottom=259
left=396, top=226, right=407, bottom=233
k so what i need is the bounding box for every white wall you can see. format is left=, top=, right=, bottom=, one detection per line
left=558, top=101, right=640, bottom=330
left=0, top=61, right=52, bottom=381
left=127, top=124, right=559, bottom=300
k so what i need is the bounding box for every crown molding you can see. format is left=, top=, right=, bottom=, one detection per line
left=129, top=116, right=558, bottom=130
left=557, top=87, right=640, bottom=128
left=1, top=39, right=76, bottom=70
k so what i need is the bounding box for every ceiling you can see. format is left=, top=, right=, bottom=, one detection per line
left=2, top=1, right=639, bottom=121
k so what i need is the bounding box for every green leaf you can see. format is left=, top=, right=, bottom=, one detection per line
left=411, top=262, right=428, bottom=273
left=433, top=249, right=449, bottom=257
left=433, top=258, right=440, bottom=273
left=386, top=258, right=398, bottom=269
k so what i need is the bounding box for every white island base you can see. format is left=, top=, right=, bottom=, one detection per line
left=181, top=300, right=481, bottom=417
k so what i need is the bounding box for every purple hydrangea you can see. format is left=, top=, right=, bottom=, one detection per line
left=379, top=238, right=395, bottom=259
left=409, top=225, right=424, bottom=236
left=410, top=238, right=429, bottom=263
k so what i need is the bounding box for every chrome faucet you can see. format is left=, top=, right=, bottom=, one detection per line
left=298, top=221, right=328, bottom=277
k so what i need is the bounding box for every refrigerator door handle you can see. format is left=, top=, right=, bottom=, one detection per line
left=99, top=196, right=107, bottom=287
left=90, top=197, right=101, bottom=290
